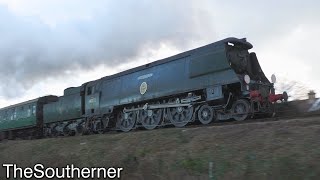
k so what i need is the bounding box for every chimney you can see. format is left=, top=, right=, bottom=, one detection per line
left=308, top=90, right=316, bottom=100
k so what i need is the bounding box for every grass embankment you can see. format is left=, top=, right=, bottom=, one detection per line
left=1, top=117, right=320, bottom=179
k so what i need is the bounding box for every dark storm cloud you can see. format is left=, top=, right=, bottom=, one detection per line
left=0, top=1, right=215, bottom=98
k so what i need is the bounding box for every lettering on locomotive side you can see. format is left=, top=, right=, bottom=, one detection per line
left=137, top=73, right=153, bottom=80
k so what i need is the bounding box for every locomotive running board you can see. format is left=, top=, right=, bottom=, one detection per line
left=122, top=95, right=201, bottom=113
left=123, top=103, right=193, bottom=113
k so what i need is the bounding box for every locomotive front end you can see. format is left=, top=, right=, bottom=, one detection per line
left=226, top=38, right=288, bottom=116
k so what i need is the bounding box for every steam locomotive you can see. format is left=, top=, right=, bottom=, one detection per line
left=0, top=37, right=287, bottom=140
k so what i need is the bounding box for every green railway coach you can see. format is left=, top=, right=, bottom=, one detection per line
left=0, top=96, right=58, bottom=140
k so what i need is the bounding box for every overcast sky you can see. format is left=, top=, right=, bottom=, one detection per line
left=0, top=0, right=319, bottom=108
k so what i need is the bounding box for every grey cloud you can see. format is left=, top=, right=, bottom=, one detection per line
left=0, top=1, right=216, bottom=98
left=208, top=1, right=320, bottom=44
left=1, top=0, right=319, bottom=100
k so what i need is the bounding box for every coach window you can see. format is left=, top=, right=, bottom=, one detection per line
left=32, top=105, right=36, bottom=116
left=14, top=109, right=17, bottom=119
left=10, top=109, right=14, bottom=120
left=4, top=111, right=7, bottom=120
left=19, top=107, right=22, bottom=118
left=27, top=105, right=31, bottom=117
left=20, top=106, right=24, bottom=118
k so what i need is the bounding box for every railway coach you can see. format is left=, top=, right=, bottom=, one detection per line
left=0, top=96, right=58, bottom=140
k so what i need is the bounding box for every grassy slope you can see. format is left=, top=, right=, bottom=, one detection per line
left=1, top=117, right=320, bottom=180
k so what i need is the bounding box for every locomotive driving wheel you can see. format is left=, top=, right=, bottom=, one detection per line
left=167, top=99, right=194, bottom=127
left=198, top=104, right=215, bottom=124
left=231, top=99, right=250, bottom=121
left=116, top=109, right=137, bottom=132
left=140, top=102, right=163, bottom=130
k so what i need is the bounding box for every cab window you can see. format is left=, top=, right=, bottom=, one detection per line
left=87, top=86, right=95, bottom=95
left=87, top=86, right=92, bottom=95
